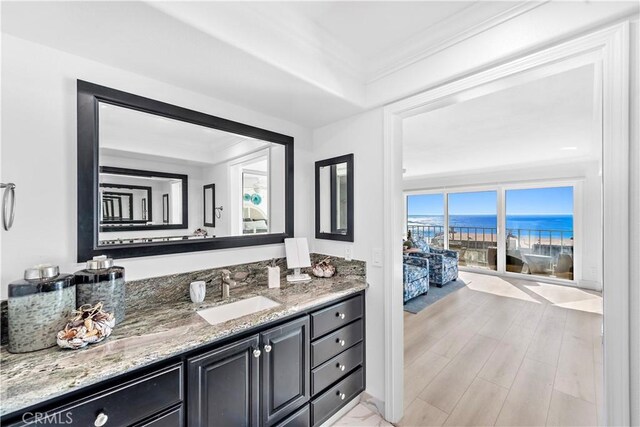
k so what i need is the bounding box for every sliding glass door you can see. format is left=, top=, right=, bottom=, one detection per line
left=448, top=191, right=497, bottom=270
left=406, top=193, right=445, bottom=248
left=505, top=186, right=574, bottom=280
left=406, top=183, right=576, bottom=282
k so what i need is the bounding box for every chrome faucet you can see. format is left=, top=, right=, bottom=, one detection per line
left=221, top=269, right=236, bottom=299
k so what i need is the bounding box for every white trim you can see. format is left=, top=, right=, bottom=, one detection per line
left=383, top=22, right=630, bottom=424
left=366, top=1, right=547, bottom=83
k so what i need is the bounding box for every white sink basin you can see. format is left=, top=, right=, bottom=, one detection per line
left=197, top=296, right=281, bottom=326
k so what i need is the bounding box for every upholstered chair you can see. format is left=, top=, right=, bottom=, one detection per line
left=403, top=255, right=429, bottom=302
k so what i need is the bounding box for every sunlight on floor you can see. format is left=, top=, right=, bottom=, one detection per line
left=466, top=275, right=540, bottom=303
left=523, top=282, right=602, bottom=314
left=465, top=273, right=602, bottom=315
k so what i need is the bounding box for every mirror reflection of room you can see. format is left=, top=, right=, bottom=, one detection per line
left=319, top=162, right=348, bottom=235
left=97, top=102, right=285, bottom=246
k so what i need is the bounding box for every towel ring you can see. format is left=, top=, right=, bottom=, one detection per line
left=1, top=183, right=16, bottom=231
left=215, top=206, right=223, bottom=219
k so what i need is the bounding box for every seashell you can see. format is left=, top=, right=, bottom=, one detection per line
left=57, top=302, right=116, bottom=350
left=312, top=266, right=325, bottom=278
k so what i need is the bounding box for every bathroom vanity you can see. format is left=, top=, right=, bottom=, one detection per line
left=0, top=260, right=366, bottom=427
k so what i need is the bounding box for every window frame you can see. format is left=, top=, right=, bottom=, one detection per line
left=405, top=179, right=582, bottom=285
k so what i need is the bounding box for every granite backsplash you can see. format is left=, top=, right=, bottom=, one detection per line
left=0, top=254, right=364, bottom=346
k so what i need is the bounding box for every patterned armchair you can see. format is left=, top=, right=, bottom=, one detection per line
left=411, top=238, right=459, bottom=287
left=403, top=255, right=429, bottom=303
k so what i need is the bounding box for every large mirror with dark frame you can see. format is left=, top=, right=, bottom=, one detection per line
left=315, top=154, right=354, bottom=242
left=77, top=80, right=294, bottom=261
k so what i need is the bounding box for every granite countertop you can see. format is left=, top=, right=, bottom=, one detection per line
left=0, top=256, right=367, bottom=418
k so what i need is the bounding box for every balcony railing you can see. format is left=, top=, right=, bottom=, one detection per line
left=407, top=224, right=573, bottom=277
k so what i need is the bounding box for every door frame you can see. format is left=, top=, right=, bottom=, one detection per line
left=383, top=22, right=629, bottom=424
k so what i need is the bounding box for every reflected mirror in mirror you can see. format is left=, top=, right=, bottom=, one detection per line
left=315, top=154, right=354, bottom=242
left=98, top=102, right=286, bottom=247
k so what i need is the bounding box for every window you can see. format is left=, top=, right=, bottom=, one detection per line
left=406, top=183, right=576, bottom=282
left=505, top=186, right=574, bottom=280
left=448, top=191, right=497, bottom=270
left=406, top=193, right=445, bottom=249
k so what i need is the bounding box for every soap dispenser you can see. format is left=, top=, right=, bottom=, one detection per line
left=75, top=256, right=126, bottom=324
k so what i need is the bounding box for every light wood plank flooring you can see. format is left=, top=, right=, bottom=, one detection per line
left=400, top=271, right=603, bottom=427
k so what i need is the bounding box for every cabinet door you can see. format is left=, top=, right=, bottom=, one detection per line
left=261, top=316, right=310, bottom=426
left=188, top=335, right=260, bottom=427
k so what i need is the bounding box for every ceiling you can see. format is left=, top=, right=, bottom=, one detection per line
left=1, top=0, right=546, bottom=127
left=99, top=102, right=270, bottom=167
left=276, top=1, right=474, bottom=59
left=402, top=64, right=598, bottom=178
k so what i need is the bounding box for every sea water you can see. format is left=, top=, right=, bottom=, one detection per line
left=407, top=214, right=573, bottom=238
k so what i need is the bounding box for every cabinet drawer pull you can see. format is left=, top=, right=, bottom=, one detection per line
left=336, top=312, right=346, bottom=320
left=336, top=363, right=345, bottom=371
left=264, top=344, right=272, bottom=353
left=336, top=338, right=345, bottom=346
left=253, top=349, right=261, bottom=358
left=336, top=391, right=346, bottom=400
left=94, top=411, right=108, bottom=427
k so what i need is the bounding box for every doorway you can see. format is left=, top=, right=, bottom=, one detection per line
left=382, top=23, right=630, bottom=425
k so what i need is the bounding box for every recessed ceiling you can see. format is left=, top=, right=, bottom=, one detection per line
left=275, top=1, right=474, bottom=59
left=1, top=0, right=534, bottom=127
left=2, top=1, right=635, bottom=128
left=402, top=64, right=598, bottom=178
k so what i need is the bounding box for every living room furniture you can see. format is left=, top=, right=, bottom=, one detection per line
left=403, top=255, right=429, bottom=303
left=411, top=238, right=459, bottom=287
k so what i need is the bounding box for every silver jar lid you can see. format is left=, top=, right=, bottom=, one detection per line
left=86, top=255, right=114, bottom=270
left=24, top=264, right=59, bottom=280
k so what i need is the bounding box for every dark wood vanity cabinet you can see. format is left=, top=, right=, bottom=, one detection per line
left=187, top=336, right=261, bottom=427
left=1, top=292, right=365, bottom=427
left=5, top=363, right=184, bottom=427
left=186, top=317, right=311, bottom=427
left=260, top=317, right=310, bottom=426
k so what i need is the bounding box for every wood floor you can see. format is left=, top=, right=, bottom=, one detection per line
left=400, top=271, right=603, bottom=427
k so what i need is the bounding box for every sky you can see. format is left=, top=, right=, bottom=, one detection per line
left=407, top=187, right=574, bottom=216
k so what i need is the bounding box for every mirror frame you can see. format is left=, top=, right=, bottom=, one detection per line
left=99, top=166, right=188, bottom=231
left=315, top=153, right=354, bottom=242
left=77, top=80, right=294, bottom=262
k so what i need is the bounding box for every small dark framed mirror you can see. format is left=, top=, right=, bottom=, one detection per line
left=203, top=184, right=216, bottom=227
left=315, top=154, right=354, bottom=242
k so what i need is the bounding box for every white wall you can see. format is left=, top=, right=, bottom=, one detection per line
left=0, top=34, right=314, bottom=299
left=403, top=161, right=603, bottom=290
left=312, top=108, right=386, bottom=406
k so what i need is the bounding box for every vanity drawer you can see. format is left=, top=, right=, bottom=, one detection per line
left=274, top=404, right=310, bottom=427
left=311, top=319, right=363, bottom=368
left=310, top=367, right=364, bottom=427
left=135, top=405, right=183, bottom=427
left=15, top=363, right=183, bottom=427
left=311, top=295, right=362, bottom=339
left=311, top=342, right=363, bottom=395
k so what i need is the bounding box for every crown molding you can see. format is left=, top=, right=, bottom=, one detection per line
left=365, top=1, right=548, bottom=84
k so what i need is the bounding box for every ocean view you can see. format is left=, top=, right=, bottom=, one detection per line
left=407, top=214, right=573, bottom=238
